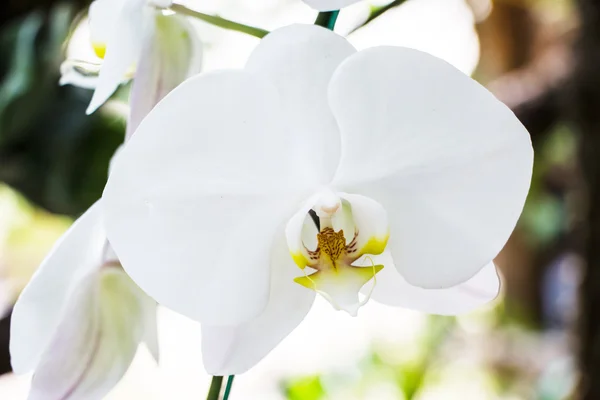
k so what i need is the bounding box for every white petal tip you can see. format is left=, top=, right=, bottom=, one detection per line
left=86, top=89, right=106, bottom=115
left=9, top=361, right=28, bottom=376
left=9, top=346, right=27, bottom=375
left=86, top=103, right=98, bottom=115
left=145, top=339, right=160, bottom=365
left=340, top=305, right=359, bottom=317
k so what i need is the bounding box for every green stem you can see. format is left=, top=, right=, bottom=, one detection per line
left=170, top=4, right=269, bottom=39
left=206, top=376, right=223, bottom=400
left=348, top=0, right=410, bottom=34
left=223, top=376, right=235, bottom=400
left=314, top=10, right=340, bottom=31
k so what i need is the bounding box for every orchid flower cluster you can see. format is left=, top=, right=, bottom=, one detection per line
left=10, top=0, right=533, bottom=398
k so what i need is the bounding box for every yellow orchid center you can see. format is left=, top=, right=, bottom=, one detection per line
left=291, top=192, right=389, bottom=316
left=92, top=42, right=107, bottom=59
left=316, top=227, right=347, bottom=269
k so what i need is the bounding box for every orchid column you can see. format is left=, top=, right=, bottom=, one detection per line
left=9, top=0, right=201, bottom=398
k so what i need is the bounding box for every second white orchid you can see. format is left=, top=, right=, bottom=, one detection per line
left=60, top=0, right=201, bottom=116
left=102, top=24, right=533, bottom=374
left=10, top=203, right=158, bottom=399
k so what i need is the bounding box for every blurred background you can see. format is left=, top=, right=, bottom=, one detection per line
left=0, top=0, right=595, bottom=398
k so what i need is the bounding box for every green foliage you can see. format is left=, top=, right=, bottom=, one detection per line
left=282, top=316, right=455, bottom=400
left=520, top=125, right=576, bottom=247
left=285, top=375, right=326, bottom=400
left=280, top=312, right=574, bottom=399
left=0, top=5, right=124, bottom=216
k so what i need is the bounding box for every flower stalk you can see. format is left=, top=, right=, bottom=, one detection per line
left=206, top=375, right=235, bottom=400
left=206, top=376, right=223, bottom=400
left=170, top=4, right=269, bottom=38
left=348, top=0, right=410, bottom=34
left=223, top=375, right=235, bottom=400
left=314, top=10, right=340, bottom=30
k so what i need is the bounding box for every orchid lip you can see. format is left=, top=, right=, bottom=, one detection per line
left=288, top=190, right=389, bottom=315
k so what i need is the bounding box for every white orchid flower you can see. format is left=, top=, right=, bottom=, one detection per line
left=10, top=202, right=159, bottom=400
left=102, top=24, right=533, bottom=374
left=60, top=0, right=202, bottom=115
left=303, top=0, right=361, bottom=11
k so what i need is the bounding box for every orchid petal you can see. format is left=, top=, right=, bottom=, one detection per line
left=358, top=252, right=500, bottom=314
left=329, top=47, right=533, bottom=289
left=127, top=13, right=203, bottom=138
left=86, top=0, right=152, bottom=114
left=141, top=297, right=160, bottom=363
left=302, top=0, right=361, bottom=11
left=201, top=236, right=315, bottom=375
left=285, top=193, right=322, bottom=269
left=58, top=58, right=131, bottom=90
left=10, top=202, right=104, bottom=374
left=150, top=0, right=173, bottom=7
left=59, top=60, right=100, bottom=89
left=28, top=268, right=151, bottom=400
left=88, top=0, right=123, bottom=56
left=333, top=193, right=389, bottom=259
left=246, top=24, right=356, bottom=186
left=103, top=71, right=309, bottom=326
